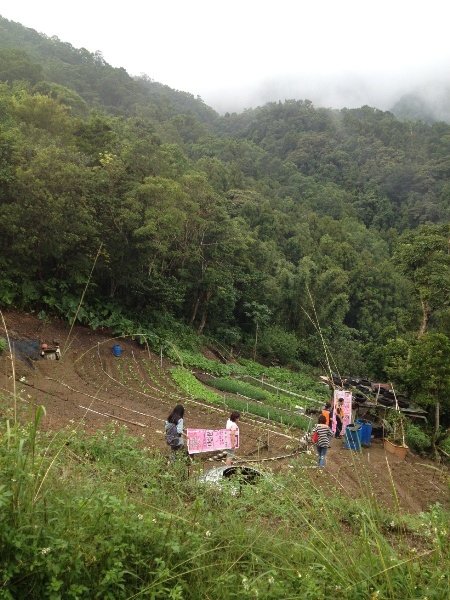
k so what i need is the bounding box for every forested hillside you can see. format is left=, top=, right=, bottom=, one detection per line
left=0, top=14, right=449, bottom=386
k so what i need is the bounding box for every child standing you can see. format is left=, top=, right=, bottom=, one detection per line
left=225, top=411, right=240, bottom=465
left=312, top=414, right=333, bottom=467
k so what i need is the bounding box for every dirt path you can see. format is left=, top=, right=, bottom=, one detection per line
left=1, top=310, right=448, bottom=513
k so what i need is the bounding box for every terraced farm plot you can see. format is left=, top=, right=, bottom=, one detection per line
left=0, top=310, right=448, bottom=512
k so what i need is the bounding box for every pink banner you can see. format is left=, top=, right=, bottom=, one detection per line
left=187, top=428, right=239, bottom=454
left=331, top=390, right=352, bottom=435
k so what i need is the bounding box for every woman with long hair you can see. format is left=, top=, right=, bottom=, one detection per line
left=165, top=404, right=186, bottom=452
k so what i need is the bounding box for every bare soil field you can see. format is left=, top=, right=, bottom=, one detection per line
left=1, top=310, right=448, bottom=513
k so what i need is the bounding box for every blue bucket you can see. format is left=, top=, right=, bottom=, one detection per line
left=112, top=344, right=122, bottom=357
left=344, top=424, right=362, bottom=451
left=356, top=419, right=373, bottom=447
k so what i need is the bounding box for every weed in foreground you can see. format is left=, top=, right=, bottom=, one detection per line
left=0, top=401, right=448, bottom=599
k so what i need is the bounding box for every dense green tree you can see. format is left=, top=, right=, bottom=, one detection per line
left=244, top=302, right=272, bottom=360
left=0, top=17, right=449, bottom=382
left=394, top=225, right=450, bottom=336
left=0, top=48, right=42, bottom=83
left=408, top=333, right=450, bottom=455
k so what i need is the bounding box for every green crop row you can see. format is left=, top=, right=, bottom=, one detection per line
left=209, top=377, right=270, bottom=400
left=170, top=368, right=309, bottom=429
left=170, top=367, right=223, bottom=403
left=166, top=349, right=328, bottom=405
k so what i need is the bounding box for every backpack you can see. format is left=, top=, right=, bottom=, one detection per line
left=165, top=422, right=180, bottom=448
left=311, top=430, right=319, bottom=444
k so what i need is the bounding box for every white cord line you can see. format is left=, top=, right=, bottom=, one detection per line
left=241, top=374, right=324, bottom=406
left=45, top=377, right=165, bottom=423
left=78, top=405, right=148, bottom=428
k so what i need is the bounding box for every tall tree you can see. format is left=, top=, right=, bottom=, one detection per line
left=408, top=333, right=450, bottom=456
left=394, top=225, right=450, bottom=336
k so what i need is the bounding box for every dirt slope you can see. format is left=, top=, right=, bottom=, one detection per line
left=1, top=311, right=448, bottom=513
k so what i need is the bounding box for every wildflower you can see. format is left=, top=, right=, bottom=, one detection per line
left=205, top=530, right=211, bottom=537
left=152, top=518, right=157, bottom=523
left=389, top=521, right=395, bottom=528
left=268, top=576, right=275, bottom=585
left=137, top=514, right=144, bottom=520
left=103, top=436, right=108, bottom=440
left=41, top=547, right=51, bottom=555
left=242, top=576, right=250, bottom=591
left=297, top=573, right=302, bottom=578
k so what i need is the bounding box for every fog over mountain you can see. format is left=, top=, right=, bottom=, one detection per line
left=1, top=0, right=450, bottom=122
left=203, top=68, right=450, bottom=122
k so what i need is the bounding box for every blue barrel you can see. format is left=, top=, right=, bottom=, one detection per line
left=344, top=424, right=362, bottom=451
left=356, top=419, right=373, bottom=447
left=112, top=344, right=122, bottom=357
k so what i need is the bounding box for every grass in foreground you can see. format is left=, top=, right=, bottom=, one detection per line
left=0, top=398, right=448, bottom=600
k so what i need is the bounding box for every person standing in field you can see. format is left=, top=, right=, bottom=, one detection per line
left=312, top=414, right=333, bottom=467
left=335, top=397, right=344, bottom=438
left=165, top=404, right=187, bottom=457
left=321, top=403, right=331, bottom=427
left=226, top=411, right=240, bottom=465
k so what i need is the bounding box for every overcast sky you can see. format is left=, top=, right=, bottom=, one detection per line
left=1, top=0, right=449, bottom=113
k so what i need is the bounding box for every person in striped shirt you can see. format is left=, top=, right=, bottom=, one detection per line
left=312, top=414, right=333, bottom=467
